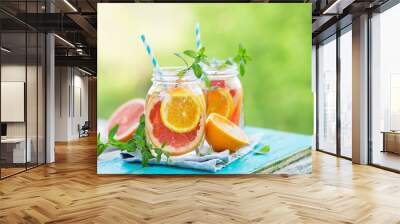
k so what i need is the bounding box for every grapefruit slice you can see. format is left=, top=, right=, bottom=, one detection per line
left=146, top=96, right=204, bottom=156
left=205, top=113, right=248, bottom=152
left=107, top=99, right=145, bottom=142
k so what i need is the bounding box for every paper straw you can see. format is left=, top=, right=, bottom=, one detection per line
left=140, top=34, right=161, bottom=74
left=195, top=22, right=201, bottom=50
left=195, top=23, right=204, bottom=81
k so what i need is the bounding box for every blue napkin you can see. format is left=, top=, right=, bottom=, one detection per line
left=120, top=134, right=263, bottom=172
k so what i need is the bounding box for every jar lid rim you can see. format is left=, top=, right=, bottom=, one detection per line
left=152, top=66, right=197, bottom=82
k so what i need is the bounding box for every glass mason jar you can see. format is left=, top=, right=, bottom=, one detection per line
left=203, top=64, right=244, bottom=127
left=145, top=67, right=206, bottom=156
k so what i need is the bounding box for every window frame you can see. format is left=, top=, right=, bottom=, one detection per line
left=315, top=23, right=353, bottom=161
left=367, top=0, right=400, bottom=173
left=0, top=1, right=48, bottom=180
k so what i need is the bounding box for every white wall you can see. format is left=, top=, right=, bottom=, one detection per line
left=55, top=66, right=69, bottom=141
left=72, top=73, right=89, bottom=137
left=54, top=67, right=89, bottom=141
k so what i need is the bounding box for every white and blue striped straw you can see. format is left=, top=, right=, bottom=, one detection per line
left=140, top=34, right=162, bottom=75
left=195, top=22, right=201, bottom=50
left=195, top=23, right=205, bottom=81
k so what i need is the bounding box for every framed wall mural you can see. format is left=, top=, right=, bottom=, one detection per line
left=97, top=3, right=312, bottom=175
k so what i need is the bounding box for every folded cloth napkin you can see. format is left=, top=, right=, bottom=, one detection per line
left=120, top=133, right=263, bottom=173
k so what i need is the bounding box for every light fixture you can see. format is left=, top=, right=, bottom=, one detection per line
left=54, top=34, right=75, bottom=48
left=76, top=48, right=86, bottom=56
left=1, top=47, right=11, bottom=53
left=63, top=0, right=78, bottom=12
left=322, top=0, right=354, bottom=15
left=78, top=67, right=93, bottom=76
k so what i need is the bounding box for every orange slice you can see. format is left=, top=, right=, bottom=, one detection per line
left=160, top=88, right=202, bottom=133
left=230, top=88, right=243, bottom=125
left=207, top=88, right=234, bottom=118
left=205, top=113, right=249, bottom=152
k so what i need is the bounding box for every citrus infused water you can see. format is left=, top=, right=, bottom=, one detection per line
left=145, top=67, right=206, bottom=156
left=204, top=64, right=244, bottom=127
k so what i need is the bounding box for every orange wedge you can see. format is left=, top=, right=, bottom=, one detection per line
left=207, top=88, right=234, bottom=118
left=205, top=113, right=249, bottom=152
left=160, top=88, right=202, bottom=133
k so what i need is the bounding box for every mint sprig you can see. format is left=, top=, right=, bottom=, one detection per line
left=232, top=43, right=252, bottom=76
left=97, top=133, right=108, bottom=157
left=215, top=44, right=251, bottom=76
left=97, top=114, right=170, bottom=166
left=174, top=46, right=211, bottom=88
left=174, top=44, right=251, bottom=85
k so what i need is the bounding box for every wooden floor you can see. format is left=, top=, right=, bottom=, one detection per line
left=373, top=150, right=400, bottom=171
left=1, top=136, right=400, bottom=224
left=1, top=167, right=26, bottom=178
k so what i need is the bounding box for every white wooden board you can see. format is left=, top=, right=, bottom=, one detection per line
left=1, top=82, right=25, bottom=122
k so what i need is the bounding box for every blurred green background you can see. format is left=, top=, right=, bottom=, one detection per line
left=98, top=3, right=312, bottom=135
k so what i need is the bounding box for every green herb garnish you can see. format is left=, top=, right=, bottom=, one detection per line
left=97, top=114, right=170, bottom=166
left=232, top=43, right=251, bottom=76
left=97, top=133, right=109, bottom=157
left=174, top=44, right=251, bottom=86
left=174, top=46, right=211, bottom=88
left=255, top=145, right=271, bottom=155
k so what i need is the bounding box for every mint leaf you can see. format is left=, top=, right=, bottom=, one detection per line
left=141, top=148, right=155, bottom=167
left=135, top=116, right=146, bottom=138
left=255, top=145, right=271, bottom=154
left=134, top=135, right=146, bottom=147
left=155, top=148, right=163, bottom=162
left=108, top=124, right=119, bottom=140
left=202, top=73, right=211, bottom=89
left=239, top=63, right=245, bottom=77
left=198, top=46, right=205, bottom=56
left=183, top=50, right=197, bottom=58
left=192, top=63, right=203, bottom=78
left=232, top=43, right=251, bottom=76
left=97, top=133, right=108, bottom=157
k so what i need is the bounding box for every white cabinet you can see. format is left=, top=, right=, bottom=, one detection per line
left=1, top=138, right=32, bottom=163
